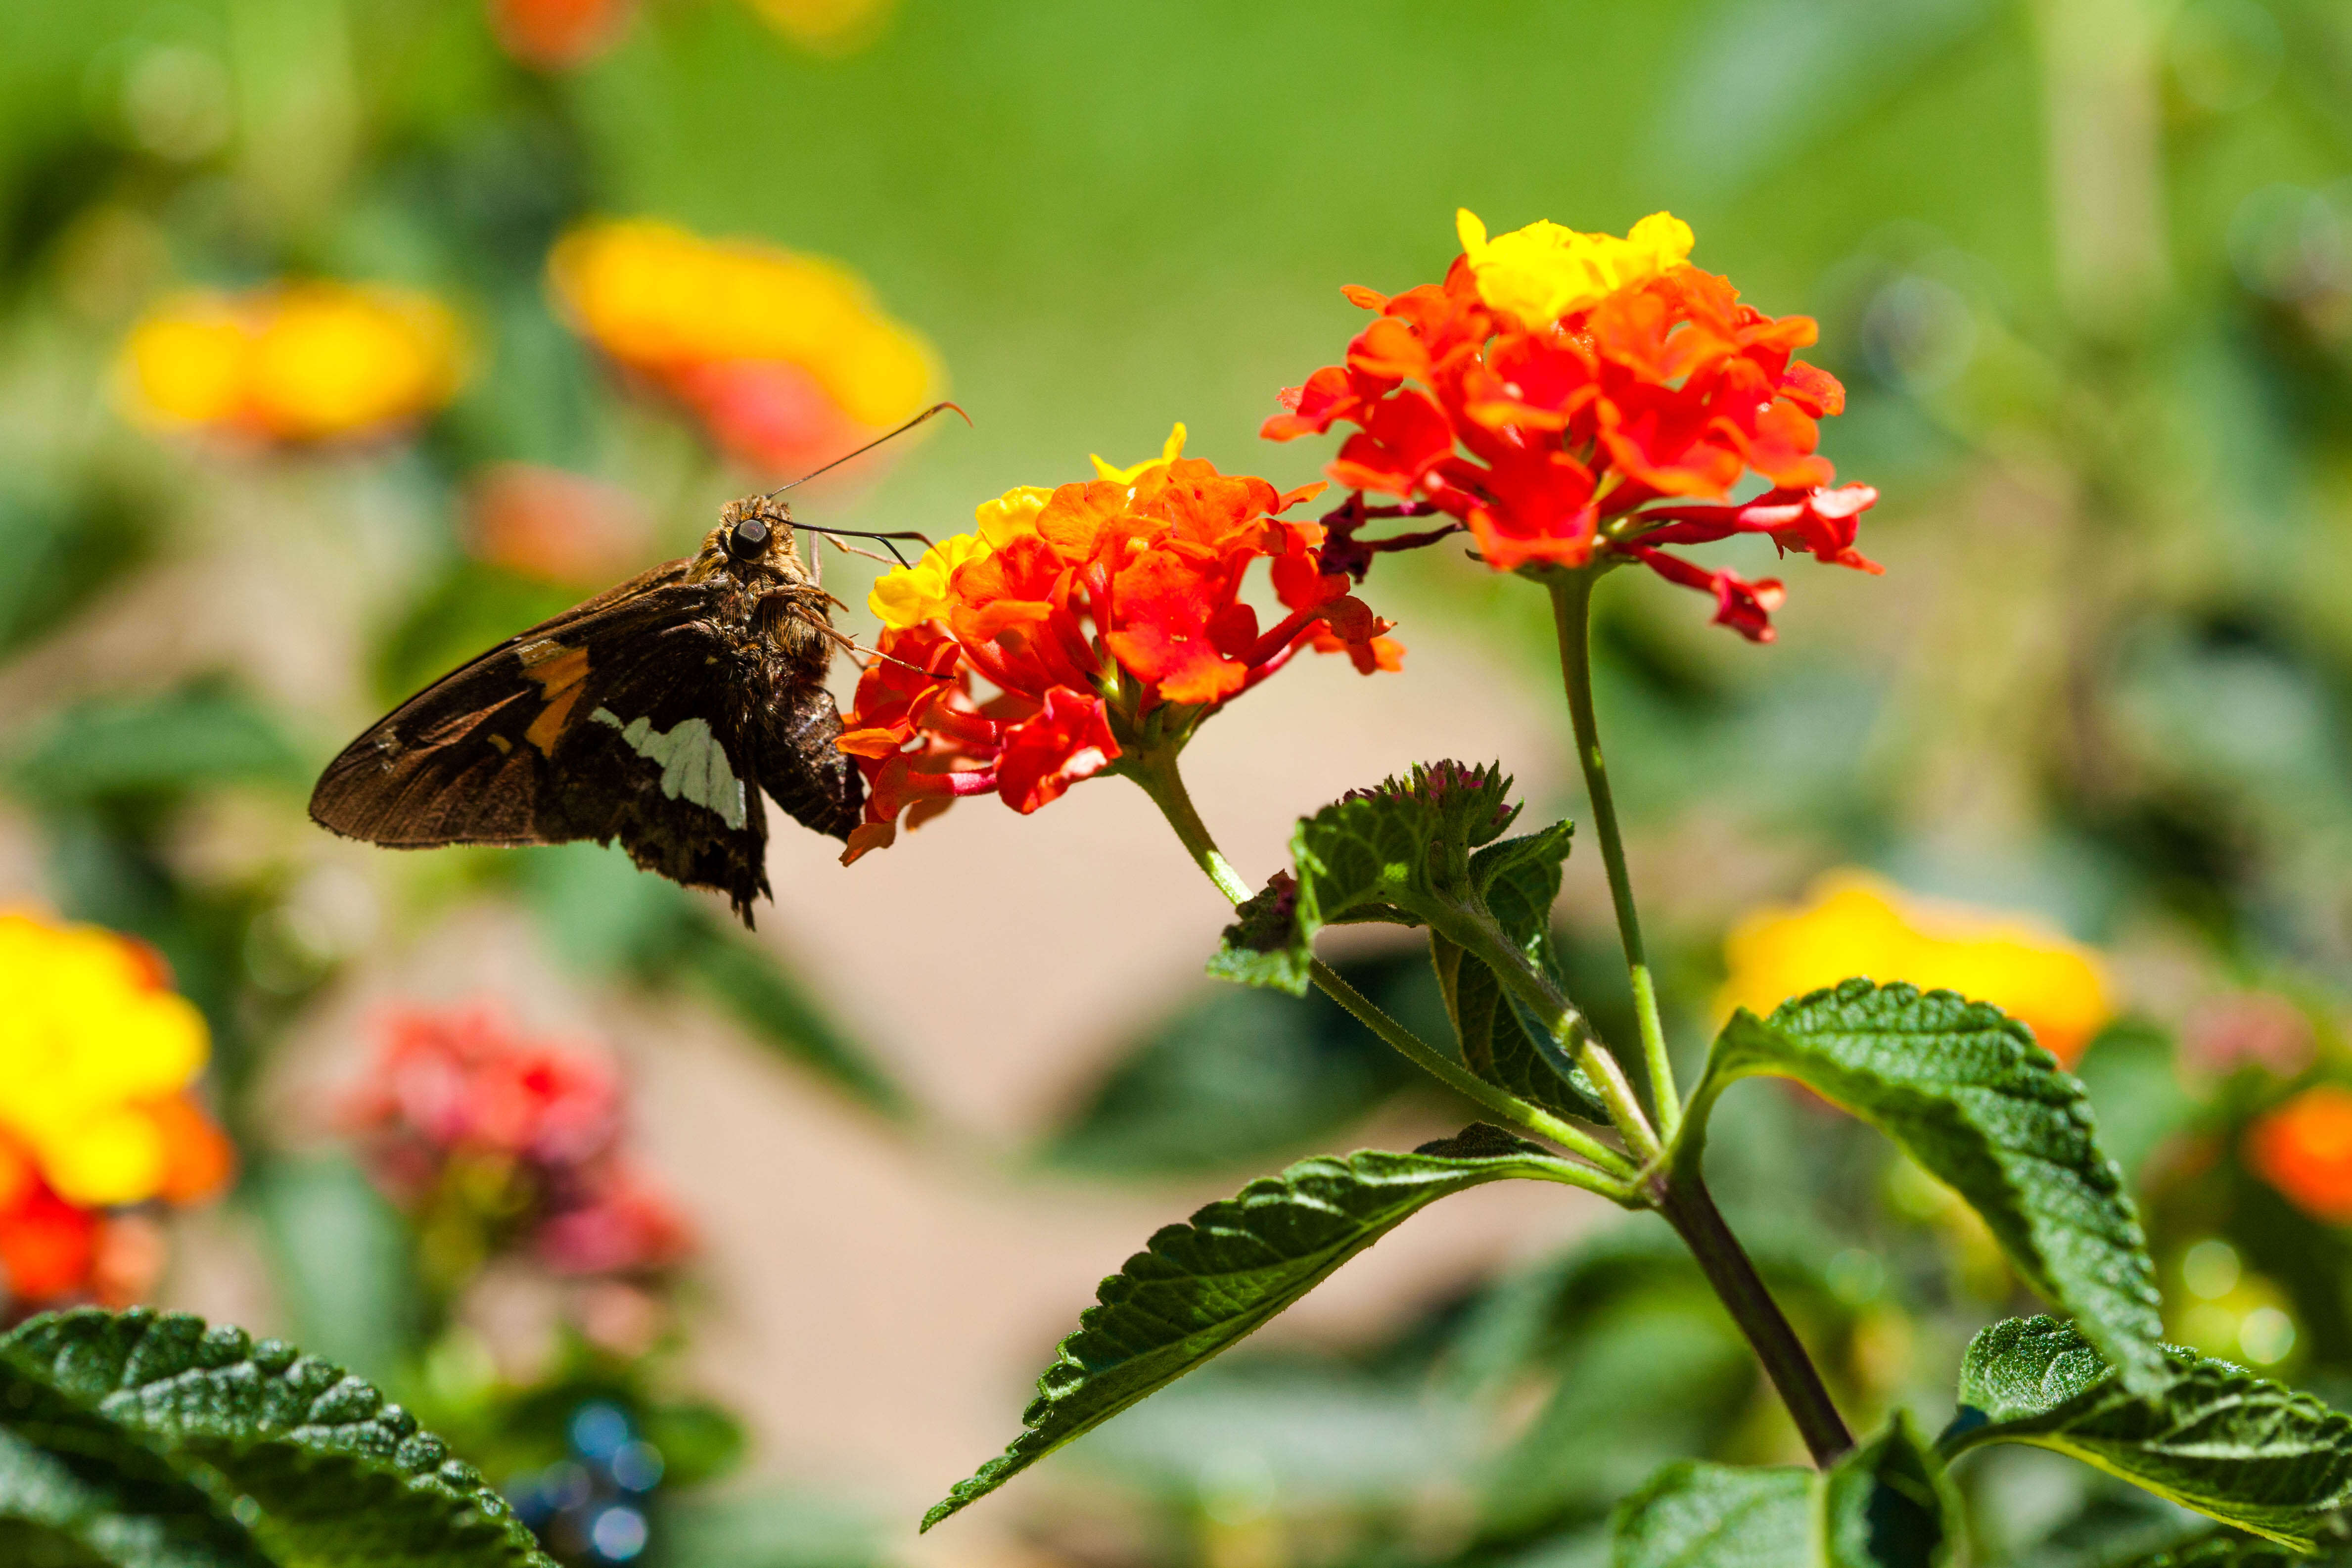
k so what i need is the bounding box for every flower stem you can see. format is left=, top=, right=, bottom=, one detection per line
left=1655, top=1171, right=1855, bottom=1467
left=1547, top=570, right=1681, bottom=1143
left=1126, top=752, right=1638, bottom=1184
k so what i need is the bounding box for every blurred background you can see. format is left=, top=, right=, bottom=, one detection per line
left=2, top=0, right=2351, bottom=1565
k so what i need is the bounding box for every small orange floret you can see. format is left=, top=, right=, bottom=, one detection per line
left=2248, top=1087, right=2352, bottom=1223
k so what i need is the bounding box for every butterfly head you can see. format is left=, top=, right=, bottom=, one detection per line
left=708, top=495, right=806, bottom=583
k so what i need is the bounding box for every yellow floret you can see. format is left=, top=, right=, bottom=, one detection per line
left=1090, top=422, right=1188, bottom=485
left=1455, top=209, right=1696, bottom=330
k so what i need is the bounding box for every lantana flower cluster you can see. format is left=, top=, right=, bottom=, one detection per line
left=550, top=218, right=937, bottom=476
left=1265, top=210, right=1879, bottom=641
left=1719, top=873, right=2114, bottom=1066
left=341, top=1003, right=692, bottom=1280
left=119, top=282, right=465, bottom=444
left=837, top=429, right=1401, bottom=861
left=0, top=913, right=234, bottom=1308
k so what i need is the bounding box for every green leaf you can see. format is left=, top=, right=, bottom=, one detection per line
left=1610, top=1419, right=1948, bottom=1568
left=1942, top=1315, right=2352, bottom=1547
left=515, top=844, right=910, bottom=1116
left=671, top=912, right=909, bottom=1116
left=7, top=687, right=307, bottom=809
left=247, top=1155, right=421, bottom=1385
left=1207, top=761, right=1518, bottom=996
left=1678, top=979, right=2164, bottom=1395
left=647, top=1487, right=880, bottom=1568
left=1612, top=1414, right=1954, bottom=1568
left=2097, top=1530, right=2352, bottom=1568
left=0, top=1308, right=553, bottom=1568
left=0, top=1423, right=270, bottom=1568
left=923, top=1123, right=1586, bottom=1531
left=1435, top=820, right=1607, bottom=1125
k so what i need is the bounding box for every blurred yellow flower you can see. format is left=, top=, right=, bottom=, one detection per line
left=744, top=0, right=898, bottom=55
left=1455, top=208, right=1695, bottom=331
left=1720, top=872, right=2115, bottom=1065
left=549, top=219, right=936, bottom=473
left=119, top=283, right=464, bottom=443
left=0, top=912, right=231, bottom=1207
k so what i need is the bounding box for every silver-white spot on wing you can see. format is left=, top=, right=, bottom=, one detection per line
left=590, top=706, right=748, bottom=829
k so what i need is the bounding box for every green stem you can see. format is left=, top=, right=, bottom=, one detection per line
left=1656, top=1171, right=1855, bottom=1467
left=1432, top=902, right=1661, bottom=1164
left=1126, top=752, right=1638, bottom=1185
left=1548, top=570, right=1681, bottom=1143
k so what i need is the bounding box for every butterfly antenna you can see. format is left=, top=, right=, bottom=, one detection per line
left=766, top=401, right=970, bottom=500
left=793, top=522, right=935, bottom=566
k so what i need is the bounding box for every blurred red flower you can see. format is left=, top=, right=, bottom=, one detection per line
left=343, top=1003, right=691, bottom=1277
left=1265, top=210, right=1878, bottom=641
left=837, top=432, right=1400, bottom=860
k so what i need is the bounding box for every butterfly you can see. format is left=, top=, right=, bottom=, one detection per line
left=310, top=410, right=954, bottom=927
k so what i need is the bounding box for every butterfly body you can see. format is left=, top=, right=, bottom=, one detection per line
left=311, top=496, right=860, bottom=926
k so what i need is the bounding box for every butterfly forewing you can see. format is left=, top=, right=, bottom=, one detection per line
left=311, top=557, right=860, bottom=926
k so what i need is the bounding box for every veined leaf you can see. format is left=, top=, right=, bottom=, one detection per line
left=1611, top=1414, right=1953, bottom=1568
left=1941, top=1315, right=2352, bottom=1548
left=923, top=1123, right=1587, bottom=1530
left=0, top=1308, right=553, bottom=1568
left=1208, top=761, right=1518, bottom=995
left=1678, top=980, right=2164, bottom=1395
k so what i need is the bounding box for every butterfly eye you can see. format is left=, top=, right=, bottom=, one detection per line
left=728, top=516, right=771, bottom=558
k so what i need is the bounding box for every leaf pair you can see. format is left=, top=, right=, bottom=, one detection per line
left=0, top=1307, right=553, bottom=1568
left=1212, top=762, right=1606, bottom=1124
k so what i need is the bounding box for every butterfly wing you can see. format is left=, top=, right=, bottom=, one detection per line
left=311, top=562, right=841, bottom=924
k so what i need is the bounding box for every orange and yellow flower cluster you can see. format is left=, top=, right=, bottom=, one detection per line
left=550, top=218, right=937, bottom=477
left=0, top=913, right=233, bottom=1308
left=837, top=429, right=1401, bottom=861
left=1719, top=873, right=2115, bottom=1065
left=1266, top=210, right=1877, bottom=640
left=120, top=283, right=464, bottom=445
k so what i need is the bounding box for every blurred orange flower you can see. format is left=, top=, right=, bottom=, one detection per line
left=549, top=218, right=937, bottom=476
left=465, top=463, right=655, bottom=586
left=1719, top=872, right=2115, bottom=1066
left=2248, top=1087, right=2352, bottom=1223
left=490, top=0, right=636, bottom=69
left=838, top=428, right=1398, bottom=861
left=119, top=282, right=464, bottom=444
left=1266, top=208, right=1874, bottom=640
left=0, top=911, right=234, bottom=1309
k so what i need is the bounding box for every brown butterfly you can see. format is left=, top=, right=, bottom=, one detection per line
left=310, top=408, right=955, bottom=927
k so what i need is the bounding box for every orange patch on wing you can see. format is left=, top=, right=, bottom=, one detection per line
left=518, top=640, right=592, bottom=755
left=526, top=686, right=585, bottom=754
